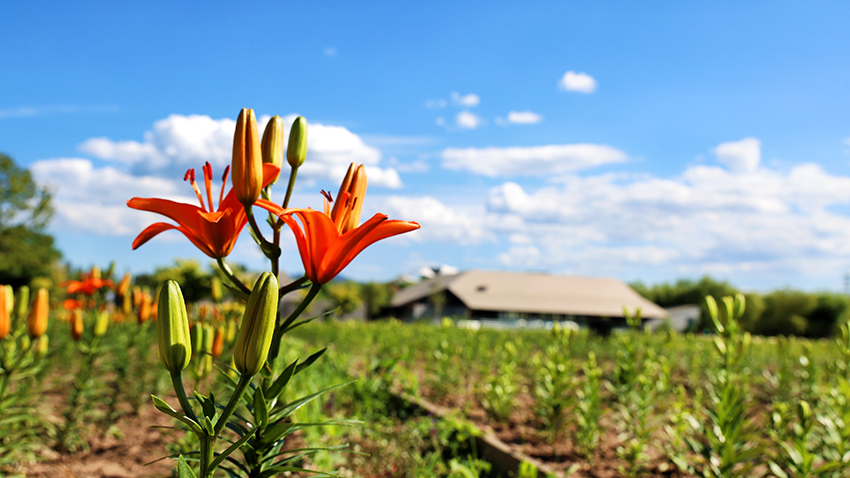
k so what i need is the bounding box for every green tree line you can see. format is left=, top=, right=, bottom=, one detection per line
left=631, top=276, right=850, bottom=337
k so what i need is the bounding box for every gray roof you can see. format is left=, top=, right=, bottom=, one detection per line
left=391, top=270, right=667, bottom=319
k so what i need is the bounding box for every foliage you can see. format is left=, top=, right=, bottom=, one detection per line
left=0, top=153, right=61, bottom=287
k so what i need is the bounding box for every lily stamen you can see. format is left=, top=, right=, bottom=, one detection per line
left=219, top=166, right=230, bottom=207
left=202, top=162, right=215, bottom=212
left=185, top=169, right=208, bottom=212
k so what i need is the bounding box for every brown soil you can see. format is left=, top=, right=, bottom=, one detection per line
left=20, top=402, right=177, bottom=478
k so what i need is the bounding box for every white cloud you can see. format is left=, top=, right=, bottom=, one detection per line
left=506, top=110, right=543, bottom=124
left=713, top=137, right=761, bottom=173
left=77, top=113, right=401, bottom=187
left=324, top=47, right=337, bottom=57
left=558, top=71, right=597, bottom=93
left=442, top=143, right=627, bottom=177
left=435, top=117, right=446, bottom=127
left=451, top=92, right=480, bottom=107
left=30, top=158, right=184, bottom=236
left=456, top=111, right=483, bottom=129
left=375, top=195, right=490, bottom=244
left=80, top=114, right=235, bottom=173
left=480, top=161, right=850, bottom=278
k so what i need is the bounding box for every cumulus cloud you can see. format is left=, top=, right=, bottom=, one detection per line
left=507, top=110, right=543, bottom=124
left=442, top=143, right=627, bottom=177
left=30, top=158, right=184, bottom=235
left=77, top=113, right=401, bottom=188
left=559, top=71, right=597, bottom=93
left=456, top=111, right=483, bottom=130
left=480, top=161, right=850, bottom=277
left=451, top=92, right=480, bottom=107
left=713, top=137, right=761, bottom=173
left=375, top=195, right=490, bottom=244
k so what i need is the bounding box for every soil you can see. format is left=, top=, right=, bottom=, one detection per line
left=19, top=402, right=177, bottom=478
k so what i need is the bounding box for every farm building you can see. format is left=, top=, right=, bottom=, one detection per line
left=387, top=270, right=668, bottom=331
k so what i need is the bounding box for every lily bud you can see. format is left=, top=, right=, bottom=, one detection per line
left=212, top=326, right=225, bottom=358
left=70, top=309, right=84, bottom=341
left=211, top=276, right=223, bottom=303
left=117, top=272, right=132, bottom=298
left=233, top=272, right=279, bottom=376
left=91, top=266, right=101, bottom=280
left=94, top=310, right=109, bottom=336
left=203, top=323, right=214, bottom=355
left=192, top=322, right=203, bottom=355
left=35, top=336, right=48, bottom=358
left=138, top=292, right=152, bottom=324
left=4, top=286, right=13, bottom=320
left=0, top=286, right=9, bottom=340
left=287, top=116, right=308, bottom=168
left=27, top=288, right=49, bottom=338
left=122, top=293, right=132, bottom=315
left=157, top=281, right=192, bottom=373
left=262, top=115, right=285, bottom=184
left=226, top=318, right=237, bottom=343
left=232, top=108, right=263, bottom=207
left=16, top=285, right=29, bottom=321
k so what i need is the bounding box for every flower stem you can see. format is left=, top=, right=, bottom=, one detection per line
left=282, top=166, right=298, bottom=210
left=170, top=369, right=197, bottom=423
left=216, top=258, right=251, bottom=296
left=267, top=282, right=321, bottom=371
left=213, top=373, right=252, bottom=435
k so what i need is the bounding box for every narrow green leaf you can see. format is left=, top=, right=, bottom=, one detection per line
left=294, top=348, right=327, bottom=375
left=266, top=359, right=298, bottom=400
left=208, top=426, right=258, bottom=471
left=177, top=455, right=198, bottom=478
left=254, top=387, right=269, bottom=428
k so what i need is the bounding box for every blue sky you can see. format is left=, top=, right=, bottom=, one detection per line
left=3, top=1, right=850, bottom=291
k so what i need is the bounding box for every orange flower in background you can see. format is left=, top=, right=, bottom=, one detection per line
left=211, top=326, right=225, bottom=358
left=127, top=162, right=282, bottom=259
left=63, top=299, right=83, bottom=310
left=62, top=268, right=114, bottom=296
left=115, top=272, right=132, bottom=297
left=138, top=292, right=152, bottom=324
left=0, top=288, right=9, bottom=340
left=273, top=163, right=420, bottom=285
left=28, top=288, right=49, bottom=338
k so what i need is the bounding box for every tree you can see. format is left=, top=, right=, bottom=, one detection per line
left=135, top=259, right=214, bottom=303
left=0, top=153, right=61, bottom=287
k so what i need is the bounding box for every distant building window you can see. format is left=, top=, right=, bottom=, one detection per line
left=477, top=285, right=487, bottom=292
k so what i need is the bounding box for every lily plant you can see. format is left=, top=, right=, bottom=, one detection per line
left=128, top=108, right=419, bottom=477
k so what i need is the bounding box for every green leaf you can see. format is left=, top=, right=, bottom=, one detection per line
left=294, top=348, right=327, bottom=375
left=254, top=387, right=269, bottom=428
left=151, top=395, right=202, bottom=434
left=266, top=359, right=298, bottom=400
left=208, top=426, right=258, bottom=471
left=177, top=455, right=198, bottom=478
left=270, top=381, right=353, bottom=423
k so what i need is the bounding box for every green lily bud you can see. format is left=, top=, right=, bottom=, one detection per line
left=203, top=323, right=214, bottom=354
left=16, top=285, right=29, bottom=321
left=156, top=280, right=192, bottom=373
left=286, top=116, right=308, bottom=168
left=4, top=286, right=13, bottom=319
left=233, top=272, right=279, bottom=376
left=35, top=335, right=48, bottom=358
left=94, top=310, right=110, bottom=337
left=705, top=295, right=723, bottom=334
left=192, top=322, right=203, bottom=355
left=262, top=115, right=285, bottom=184
left=733, top=293, right=746, bottom=320
left=211, top=276, right=223, bottom=303
left=226, top=317, right=237, bottom=343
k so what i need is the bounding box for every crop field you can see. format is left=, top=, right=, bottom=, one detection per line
left=3, top=283, right=850, bottom=477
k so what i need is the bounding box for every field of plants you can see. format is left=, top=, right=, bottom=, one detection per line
left=3, top=277, right=850, bottom=477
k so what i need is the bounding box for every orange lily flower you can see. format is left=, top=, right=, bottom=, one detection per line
left=127, top=161, right=282, bottom=259
left=273, top=163, right=420, bottom=285
left=61, top=268, right=114, bottom=296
